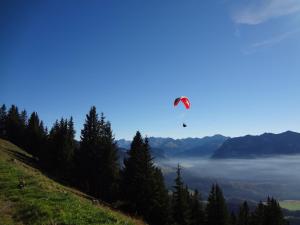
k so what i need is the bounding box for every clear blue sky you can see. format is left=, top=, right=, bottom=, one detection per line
left=1, top=0, right=300, bottom=140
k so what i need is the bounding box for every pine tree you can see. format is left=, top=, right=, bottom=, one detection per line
left=249, top=201, right=264, bottom=225
left=75, top=107, right=121, bottom=202
left=0, top=104, right=7, bottom=138
left=66, top=117, right=76, bottom=175
left=206, top=184, right=229, bottom=225
left=76, top=106, right=104, bottom=196
left=47, top=118, right=75, bottom=177
left=237, top=201, right=250, bottom=225
left=97, top=113, right=120, bottom=202
left=59, top=117, right=76, bottom=176
left=189, top=189, right=205, bottom=225
left=264, top=197, right=287, bottom=225
left=250, top=198, right=288, bottom=225
left=171, top=164, right=190, bottom=225
left=26, top=112, right=47, bottom=158
left=122, top=131, right=146, bottom=213
left=122, top=132, right=170, bottom=225
left=150, top=167, right=171, bottom=225
left=5, top=105, right=23, bottom=146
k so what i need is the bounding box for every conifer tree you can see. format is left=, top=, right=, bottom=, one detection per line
left=26, top=112, right=47, bottom=158
left=122, top=131, right=146, bottom=212
left=206, top=184, right=229, bottom=225
left=189, top=189, right=205, bottom=225
left=97, top=113, right=120, bottom=202
left=75, top=107, right=121, bottom=202
left=264, top=197, right=287, bottom=225
left=237, top=201, right=250, bottom=225
left=18, top=110, right=27, bottom=148
left=150, top=167, right=171, bottom=225
left=249, top=201, right=264, bottom=225
left=20, top=110, right=28, bottom=126
left=46, top=117, right=75, bottom=177
left=64, top=117, right=76, bottom=176
left=249, top=198, right=288, bottom=225
left=122, top=132, right=170, bottom=225
left=171, top=164, right=190, bottom=225
left=0, top=104, right=7, bottom=138
left=77, top=106, right=102, bottom=195
left=5, top=105, right=23, bottom=146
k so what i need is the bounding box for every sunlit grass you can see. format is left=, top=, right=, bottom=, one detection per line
left=280, top=200, right=300, bottom=211
left=0, top=139, right=145, bottom=225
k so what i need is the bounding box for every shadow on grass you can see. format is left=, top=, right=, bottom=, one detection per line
left=2, top=147, right=37, bottom=168
left=1, top=143, right=115, bottom=212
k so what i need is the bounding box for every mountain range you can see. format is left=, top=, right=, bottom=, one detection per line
left=118, top=131, right=300, bottom=159
left=212, top=131, right=300, bottom=158
left=117, top=135, right=229, bottom=159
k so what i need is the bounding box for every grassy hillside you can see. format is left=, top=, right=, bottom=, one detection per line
left=280, top=200, right=300, bottom=211
left=0, top=138, right=145, bottom=225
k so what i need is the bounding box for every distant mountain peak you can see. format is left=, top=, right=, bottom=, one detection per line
left=212, top=131, right=300, bottom=159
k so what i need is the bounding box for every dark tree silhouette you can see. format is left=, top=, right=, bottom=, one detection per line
left=5, top=105, right=23, bottom=146
left=189, top=189, right=205, bottom=225
left=0, top=104, right=7, bottom=138
left=171, top=164, right=190, bottom=225
left=250, top=201, right=264, bottom=225
left=264, top=197, right=288, bottom=225
left=26, top=112, right=47, bottom=158
left=237, top=201, right=250, bottom=225
left=96, top=113, right=120, bottom=202
left=122, top=132, right=170, bottom=225
left=45, top=117, right=75, bottom=178
left=206, top=184, right=229, bottom=225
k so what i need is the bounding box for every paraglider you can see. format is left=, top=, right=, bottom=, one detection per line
left=174, top=96, right=190, bottom=127
left=174, top=96, right=190, bottom=109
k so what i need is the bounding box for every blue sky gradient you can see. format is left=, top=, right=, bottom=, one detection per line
left=1, top=0, right=300, bottom=139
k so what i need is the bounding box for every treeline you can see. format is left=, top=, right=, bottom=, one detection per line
left=0, top=104, right=289, bottom=225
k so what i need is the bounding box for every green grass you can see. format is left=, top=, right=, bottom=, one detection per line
left=0, top=139, right=145, bottom=225
left=280, top=200, right=300, bottom=211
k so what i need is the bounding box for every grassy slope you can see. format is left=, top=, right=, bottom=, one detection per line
left=0, top=139, right=145, bottom=225
left=280, top=201, right=300, bottom=211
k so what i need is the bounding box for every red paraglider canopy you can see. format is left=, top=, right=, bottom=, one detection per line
left=174, top=96, right=190, bottom=109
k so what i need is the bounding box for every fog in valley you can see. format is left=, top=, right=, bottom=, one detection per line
left=157, top=155, right=300, bottom=201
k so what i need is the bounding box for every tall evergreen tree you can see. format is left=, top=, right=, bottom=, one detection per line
left=0, top=104, right=7, bottom=138
left=143, top=137, right=170, bottom=225
left=189, top=189, right=205, bottom=225
left=26, top=112, right=46, bottom=158
left=249, top=201, right=264, bottom=225
left=77, top=106, right=102, bottom=195
left=20, top=109, right=28, bottom=127
left=171, top=164, right=190, bottom=225
left=18, top=109, right=28, bottom=149
left=5, top=105, right=23, bottom=146
left=237, top=201, right=250, bottom=225
left=206, top=184, right=229, bottom=225
left=249, top=198, right=288, bottom=225
left=122, top=131, right=146, bottom=212
left=150, top=167, right=171, bottom=225
left=75, top=107, right=120, bottom=202
left=45, top=117, right=75, bottom=177
left=122, top=132, right=170, bottom=225
left=264, top=197, right=287, bottom=225
left=97, top=113, right=120, bottom=202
